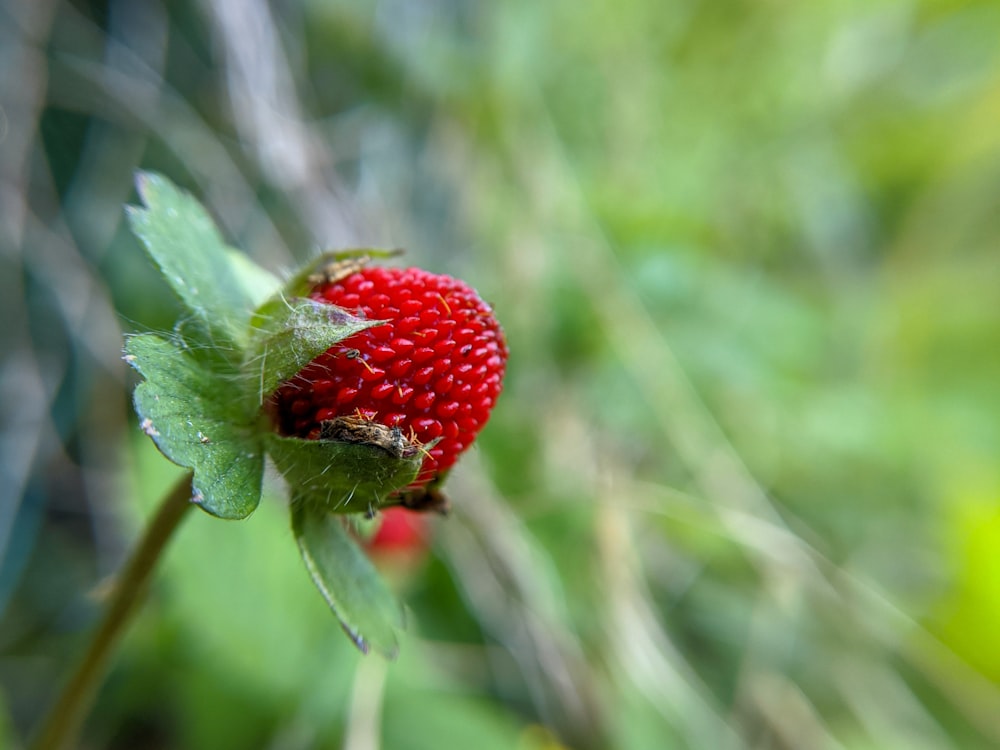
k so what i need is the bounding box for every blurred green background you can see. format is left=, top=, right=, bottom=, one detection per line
left=3, top=0, right=1000, bottom=747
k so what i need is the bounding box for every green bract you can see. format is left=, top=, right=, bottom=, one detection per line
left=124, top=172, right=418, bottom=656
left=292, top=503, right=405, bottom=657
left=266, top=434, right=422, bottom=515
left=246, top=295, right=379, bottom=411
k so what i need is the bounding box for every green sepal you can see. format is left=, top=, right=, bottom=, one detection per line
left=291, top=500, right=404, bottom=657
left=264, top=433, right=422, bottom=515
left=126, top=172, right=280, bottom=356
left=245, top=296, right=381, bottom=406
left=227, top=247, right=284, bottom=310
left=125, top=333, right=264, bottom=519
left=281, top=248, right=403, bottom=298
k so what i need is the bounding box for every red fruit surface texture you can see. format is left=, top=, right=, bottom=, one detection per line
left=272, top=266, right=507, bottom=486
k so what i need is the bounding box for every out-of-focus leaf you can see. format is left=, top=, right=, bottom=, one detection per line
left=381, top=682, right=529, bottom=750
left=932, top=488, right=1000, bottom=681
left=227, top=249, right=282, bottom=310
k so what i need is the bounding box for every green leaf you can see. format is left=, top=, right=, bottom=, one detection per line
left=265, top=433, right=421, bottom=515
left=291, top=501, right=404, bottom=657
left=227, top=248, right=283, bottom=310
left=125, top=334, right=264, bottom=519
left=246, top=296, right=380, bottom=405
left=126, top=172, right=280, bottom=354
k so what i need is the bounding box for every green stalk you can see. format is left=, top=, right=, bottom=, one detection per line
left=30, top=474, right=194, bottom=750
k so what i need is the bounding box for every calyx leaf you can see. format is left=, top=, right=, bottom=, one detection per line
left=246, top=296, right=380, bottom=405
left=126, top=172, right=280, bottom=355
left=265, top=432, right=422, bottom=515
left=125, top=334, right=264, bottom=519
left=292, top=501, right=405, bottom=657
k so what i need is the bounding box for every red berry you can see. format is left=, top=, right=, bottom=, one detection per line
left=272, top=266, right=507, bottom=487
left=368, top=507, right=428, bottom=552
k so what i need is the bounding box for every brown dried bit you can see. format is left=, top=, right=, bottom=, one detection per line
left=319, top=415, right=419, bottom=460
left=395, top=485, right=450, bottom=515
left=307, top=256, right=373, bottom=288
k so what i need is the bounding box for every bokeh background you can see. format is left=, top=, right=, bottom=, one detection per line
left=3, top=0, right=1000, bottom=747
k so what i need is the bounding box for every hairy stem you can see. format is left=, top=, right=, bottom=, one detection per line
left=30, top=474, right=194, bottom=750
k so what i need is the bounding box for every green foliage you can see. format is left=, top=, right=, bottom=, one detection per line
left=292, top=503, right=405, bottom=658
left=11, top=1, right=1000, bottom=748
left=123, top=172, right=425, bottom=655
left=126, top=173, right=279, bottom=356
left=125, top=333, right=263, bottom=519
left=246, top=296, right=377, bottom=408
left=267, top=434, right=421, bottom=516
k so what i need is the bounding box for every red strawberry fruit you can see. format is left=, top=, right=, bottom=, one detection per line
left=271, top=265, right=507, bottom=489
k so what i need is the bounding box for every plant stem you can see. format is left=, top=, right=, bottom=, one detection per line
left=30, top=474, right=194, bottom=750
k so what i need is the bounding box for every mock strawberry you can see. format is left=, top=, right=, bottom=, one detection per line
left=271, top=265, right=507, bottom=488
left=368, top=506, right=429, bottom=553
